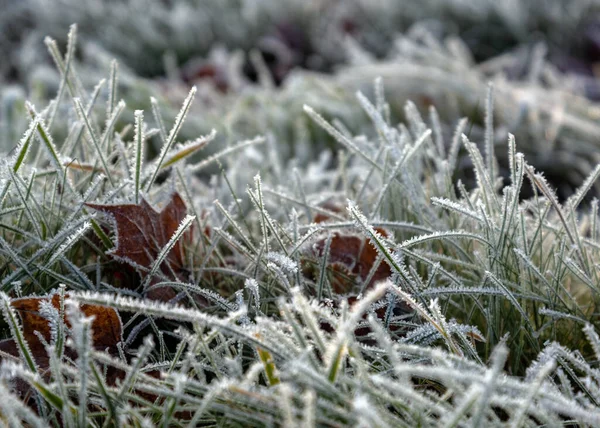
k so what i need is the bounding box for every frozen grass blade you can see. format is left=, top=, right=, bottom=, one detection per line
left=567, top=163, right=600, bottom=213
left=142, top=214, right=195, bottom=290
left=132, top=110, right=144, bottom=204
left=0, top=382, right=47, bottom=428
left=462, top=134, right=500, bottom=213
left=48, top=24, right=77, bottom=129
left=371, top=129, right=431, bottom=218
left=186, top=135, right=265, bottom=173
left=0, top=293, right=37, bottom=373
left=107, top=60, right=118, bottom=119
left=509, top=360, right=555, bottom=428
left=161, top=130, right=216, bottom=170
left=304, top=105, right=382, bottom=172
left=74, top=97, right=115, bottom=186
left=146, top=86, right=197, bottom=191
left=11, top=118, right=37, bottom=174
left=317, top=233, right=333, bottom=301
left=26, top=103, right=67, bottom=179
left=484, top=82, right=496, bottom=181
left=470, top=344, right=507, bottom=427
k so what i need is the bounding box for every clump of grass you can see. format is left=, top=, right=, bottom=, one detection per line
left=1, top=25, right=600, bottom=427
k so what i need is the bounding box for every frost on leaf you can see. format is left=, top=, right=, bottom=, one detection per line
left=0, top=292, right=126, bottom=411
left=305, top=200, right=391, bottom=295
left=311, top=230, right=391, bottom=294
left=9, top=293, right=122, bottom=363
left=86, top=192, right=193, bottom=301
left=303, top=201, right=408, bottom=342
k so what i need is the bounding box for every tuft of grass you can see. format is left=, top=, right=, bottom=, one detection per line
left=1, top=24, right=600, bottom=427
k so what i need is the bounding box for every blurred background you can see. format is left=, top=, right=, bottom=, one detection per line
left=1, top=0, right=600, bottom=200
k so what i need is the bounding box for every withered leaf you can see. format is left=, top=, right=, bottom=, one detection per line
left=310, top=202, right=412, bottom=343
left=86, top=192, right=191, bottom=300
left=311, top=231, right=392, bottom=294
left=308, top=200, right=391, bottom=294
left=9, top=293, right=123, bottom=361
left=0, top=294, right=123, bottom=409
left=87, top=192, right=188, bottom=270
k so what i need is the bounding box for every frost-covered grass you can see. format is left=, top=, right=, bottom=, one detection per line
left=1, top=21, right=600, bottom=427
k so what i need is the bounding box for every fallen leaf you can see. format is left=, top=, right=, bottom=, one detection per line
left=0, top=292, right=123, bottom=408
left=311, top=231, right=391, bottom=294
left=86, top=192, right=192, bottom=301
left=306, top=200, right=391, bottom=294
left=307, top=200, right=409, bottom=343
left=9, top=293, right=122, bottom=361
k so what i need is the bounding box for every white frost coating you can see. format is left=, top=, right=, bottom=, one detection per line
left=131, top=110, right=144, bottom=203
left=47, top=221, right=91, bottom=266
left=142, top=214, right=195, bottom=289
left=214, top=199, right=257, bottom=254
left=353, top=394, right=385, bottom=428
left=265, top=252, right=298, bottom=274
left=160, top=129, right=217, bottom=169
left=38, top=299, right=60, bottom=344
left=234, top=290, right=250, bottom=326
left=187, top=136, right=265, bottom=173
left=79, top=173, right=105, bottom=203
left=399, top=228, right=490, bottom=249
left=430, top=196, right=484, bottom=222
left=26, top=102, right=67, bottom=178
left=0, top=381, right=46, bottom=427
left=244, top=278, right=261, bottom=312
left=146, top=86, right=197, bottom=191
left=10, top=117, right=38, bottom=170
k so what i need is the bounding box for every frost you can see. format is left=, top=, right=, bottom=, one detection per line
left=46, top=221, right=91, bottom=266
left=265, top=252, right=298, bottom=274
left=38, top=299, right=60, bottom=344
left=2, top=19, right=600, bottom=426
left=244, top=278, right=261, bottom=313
